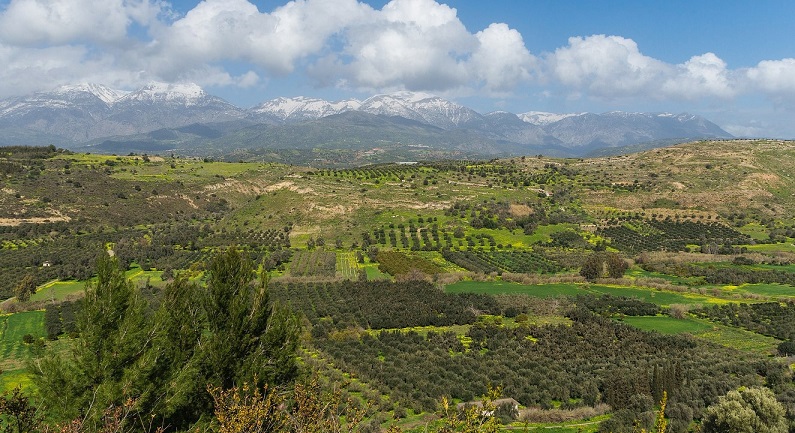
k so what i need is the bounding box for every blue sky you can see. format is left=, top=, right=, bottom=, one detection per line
left=0, top=0, right=794, bottom=137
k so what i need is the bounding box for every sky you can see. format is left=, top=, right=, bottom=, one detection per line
left=0, top=0, right=794, bottom=138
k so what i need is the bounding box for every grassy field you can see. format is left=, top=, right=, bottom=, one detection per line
left=0, top=311, right=46, bottom=391
left=737, top=222, right=770, bottom=241
left=0, top=311, right=45, bottom=369
left=30, top=280, right=85, bottom=302
left=625, top=267, right=703, bottom=287
left=29, top=265, right=165, bottom=304
left=586, top=284, right=721, bottom=307
left=688, top=319, right=782, bottom=355
left=734, top=283, right=795, bottom=298
left=621, top=315, right=780, bottom=354
left=363, top=263, right=391, bottom=280
left=743, top=243, right=795, bottom=253
left=445, top=281, right=584, bottom=298
left=446, top=280, right=723, bottom=307
left=619, top=316, right=713, bottom=334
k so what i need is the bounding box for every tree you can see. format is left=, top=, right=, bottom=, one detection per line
left=199, top=248, right=300, bottom=390
left=605, top=252, right=628, bottom=278
left=0, top=387, right=41, bottom=433
left=668, top=304, right=689, bottom=320
left=777, top=340, right=795, bottom=356
left=13, top=274, right=36, bottom=303
left=701, top=386, right=787, bottom=433
left=33, top=254, right=147, bottom=424
left=580, top=253, right=603, bottom=281
left=33, top=249, right=301, bottom=432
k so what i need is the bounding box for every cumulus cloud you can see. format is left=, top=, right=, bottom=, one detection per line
left=662, top=53, right=736, bottom=99
left=746, top=58, right=795, bottom=97
left=548, top=35, right=669, bottom=98
left=307, top=0, right=537, bottom=94
left=324, top=0, right=475, bottom=91
left=544, top=35, right=751, bottom=103
left=0, top=0, right=165, bottom=46
left=468, top=23, right=536, bottom=93
left=145, top=0, right=371, bottom=79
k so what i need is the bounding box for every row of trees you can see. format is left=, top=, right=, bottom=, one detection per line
left=313, top=310, right=789, bottom=432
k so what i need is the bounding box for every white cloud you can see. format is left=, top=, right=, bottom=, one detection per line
left=470, top=23, right=536, bottom=93
left=661, top=53, right=736, bottom=99
left=0, top=0, right=165, bottom=46
left=0, top=43, right=142, bottom=98
left=548, top=35, right=670, bottom=98
left=145, top=0, right=371, bottom=79
left=746, top=58, right=795, bottom=97
left=327, top=0, right=474, bottom=91
left=309, top=0, right=537, bottom=94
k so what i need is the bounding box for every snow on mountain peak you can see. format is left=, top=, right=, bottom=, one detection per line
left=252, top=96, right=362, bottom=121
left=150, top=82, right=204, bottom=95
left=52, top=83, right=128, bottom=105
left=120, top=82, right=207, bottom=105
left=519, top=111, right=585, bottom=125
left=388, top=91, right=437, bottom=103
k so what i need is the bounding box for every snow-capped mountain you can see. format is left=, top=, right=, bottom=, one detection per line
left=0, top=82, right=245, bottom=143
left=105, top=82, right=244, bottom=135
left=250, top=92, right=482, bottom=130
left=0, top=83, right=733, bottom=156
left=51, top=83, right=129, bottom=106
left=0, top=83, right=126, bottom=142
left=251, top=96, right=362, bottom=122
left=115, top=83, right=215, bottom=107
left=357, top=92, right=482, bottom=130
left=520, top=111, right=585, bottom=126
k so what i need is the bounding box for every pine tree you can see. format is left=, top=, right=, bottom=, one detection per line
left=199, top=248, right=300, bottom=390
left=32, top=248, right=301, bottom=431
left=33, top=254, right=149, bottom=424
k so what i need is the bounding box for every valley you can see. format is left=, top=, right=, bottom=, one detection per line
left=1, top=140, right=795, bottom=432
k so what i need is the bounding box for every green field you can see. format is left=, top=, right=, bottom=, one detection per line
left=625, top=267, right=703, bottom=287
left=30, top=280, right=85, bottom=302
left=445, top=281, right=584, bottom=298
left=735, top=283, right=795, bottom=298
left=126, top=266, right=166, bottom=287
left=586, top=285, right=720, bottom=307
left=0, top=311, right=46, bottom=391
left=445, top=281, right=722, bottom=306
left=30, top=266, right=165, bottom=303
left=363, top=263, right=391, bottom=280
left=619, top=315, right=780, bottom=354
left=689, top=319, right=781, bottom=354
left=619, top=316, right=713, bottom=334
left=743, top=243, right=795, bottom=253
left=0, top=311, right=45, bottom=368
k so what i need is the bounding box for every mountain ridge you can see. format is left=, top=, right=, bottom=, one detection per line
left=0, top=82, right=733, bottom=161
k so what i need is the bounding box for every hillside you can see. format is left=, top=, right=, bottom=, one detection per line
left=2, top=140, right=795, bottom=433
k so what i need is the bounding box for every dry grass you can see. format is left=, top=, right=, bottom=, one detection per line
left=519, top=403, right=611, bottom=423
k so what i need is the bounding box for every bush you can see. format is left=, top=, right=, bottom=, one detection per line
left=777, top=340, right=795, bottom=356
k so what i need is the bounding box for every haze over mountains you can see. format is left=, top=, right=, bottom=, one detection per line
left=0, top=82, right=732, bottom=162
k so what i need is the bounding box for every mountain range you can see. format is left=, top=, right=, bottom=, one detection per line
left=0, top=83, right=732, bottom=164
